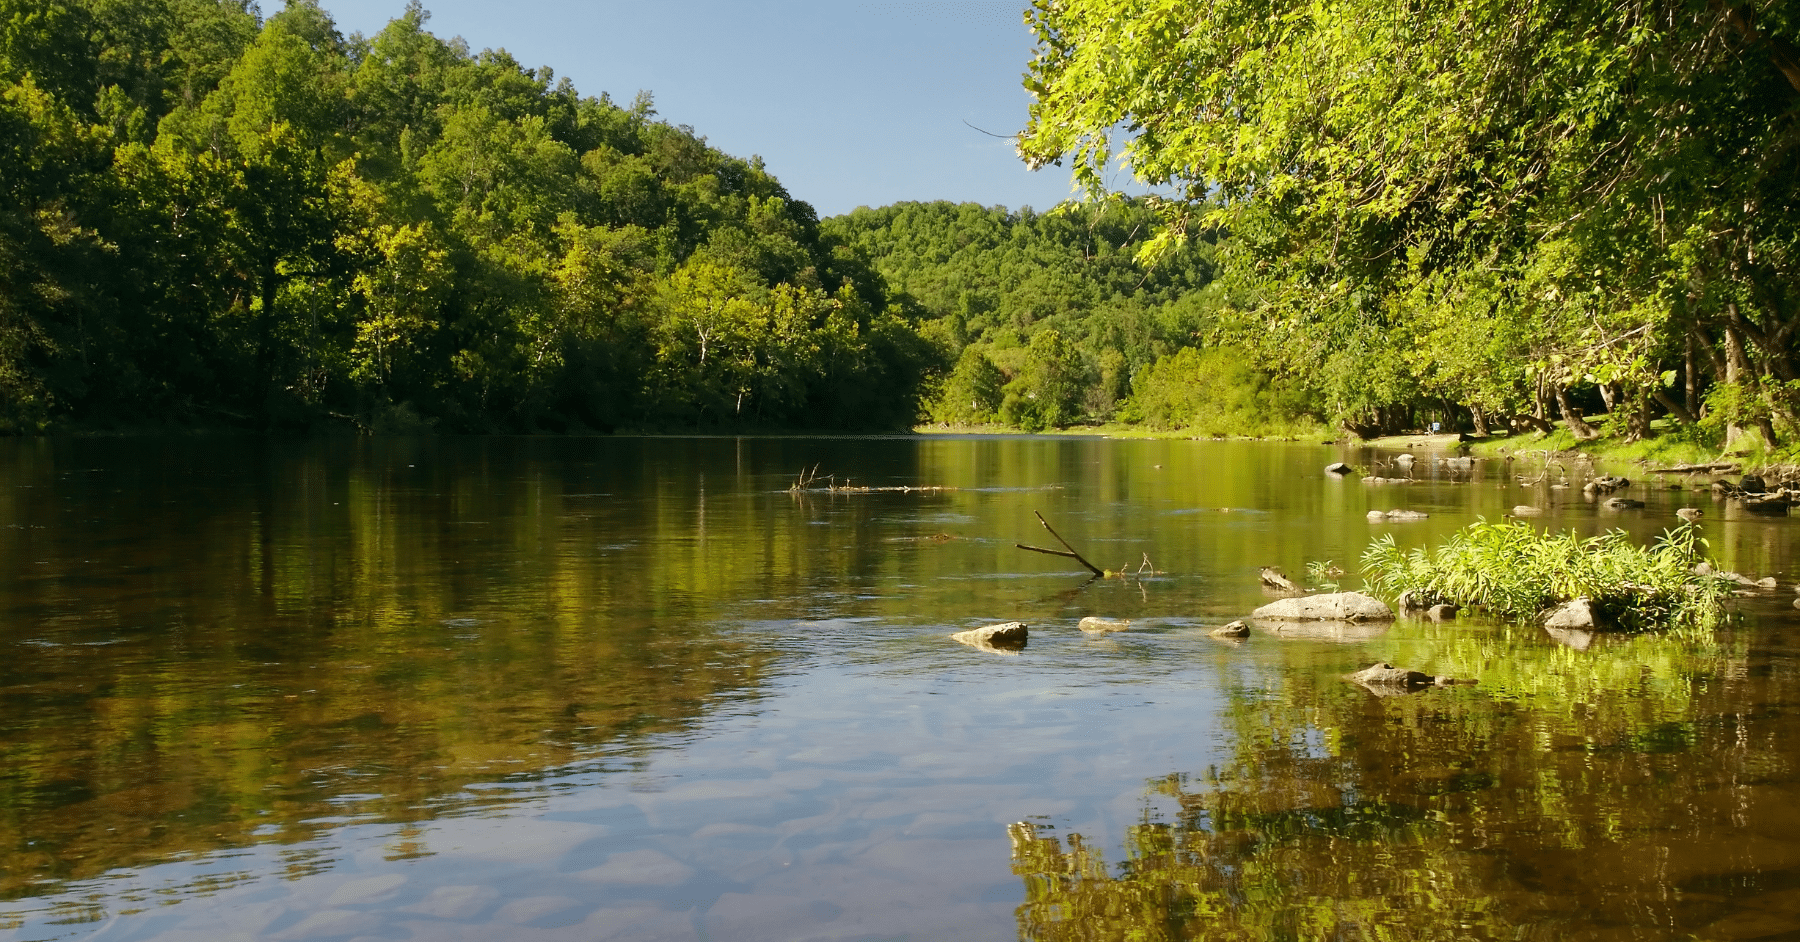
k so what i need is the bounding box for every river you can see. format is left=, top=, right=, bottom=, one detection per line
left=2, top=434, right=1799, bottom=941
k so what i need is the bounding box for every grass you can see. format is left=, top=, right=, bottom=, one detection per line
left=1360, top=519, right=1730, bottom=631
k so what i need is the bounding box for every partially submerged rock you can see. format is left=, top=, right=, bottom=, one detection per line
left=1604, top=497, right=1645, bottom=509
left=1583, top=475, right=1631, bottom=496
left=1427, top=603, right=1459, bottom=622
left=1395, top=589, right=1430, bottom=617
left=1078, top=616, right=1130, bottom=634
left=1677, top=507, right=1704, bottom=522
left=1368, top=509, right=1429, bottom=521
left=1543, top=597, right=1602, bottom=630
left=1325, top=462, right=1354, bottom=476
left=951, top=621, right=1028, bottom=653
left=1348, top=662, right=1471, bottom=695
left=1362, top=476, right=1411, bottom=485
left=1511, top=505, right=1545, bottom=516
left=1210, top=620, right=1250, bottom=639
left=1252, top=591, right=1395, bottom=623
left=1254, top=620, right=1392, bottom=642
left=1259, top=567, right=1302, bottom=594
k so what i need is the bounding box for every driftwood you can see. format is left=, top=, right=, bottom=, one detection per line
left=1016, top=511, right=1105, bottom=577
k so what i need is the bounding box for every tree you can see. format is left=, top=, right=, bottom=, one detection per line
left=1018, top=0, right=1800, bottom=441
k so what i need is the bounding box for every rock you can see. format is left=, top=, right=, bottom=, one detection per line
left=1427, top=603, right=1459, bottom=622
left=1445, top=456, right=1476, bottom=471
left=1366, top=509, right=1387, bottom=521
left=1259, top=567, right=1302, bottom=593
left=1543, top=597, right=1602, bottom=630
left=1325, top=462, right=1353, bottom=476
left=1395, top=589, right=1430, bottom=617
left=1386, top=509, right=1429, bottom=520
left=1210, top=620, right=1250, bottom=639
left=1395, top=453, right=1416, bottom=466
left=1511, top=505, right=1544, bottom=517
left=1252, top=591, right=1395, bottom=622
left=1584, top=475, right=1631, bottom=495
left=1078, top=616, right=1130, bottom=633
left=1677, top=507, right=1703, bottom=522
left=1348, top=662, right=1468, bottom=695
left=1759, top=577, right=1779, bottom=589
left=1350, top=662, right=1434, bottom=688
left=1694, top=561, right=1715, bottom=576
left=1742, top=473, right=1768, bottom=494
left=1604, top=497, right=1645, bottom=509
left=1742, top=494, right=1792, bottom=515
left=951, top=622, right=1028, bottom=652
left=1362, top=476, right=1411, bottom=485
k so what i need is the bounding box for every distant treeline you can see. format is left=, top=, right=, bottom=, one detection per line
left=0, top=0, right=931, bottom=432
left=826, top=200, right=1321, bottom=435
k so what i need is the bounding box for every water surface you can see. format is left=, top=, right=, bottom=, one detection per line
left=2, top=435, right=1798, bottom=941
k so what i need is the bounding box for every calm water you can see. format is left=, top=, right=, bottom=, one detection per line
left=3, top=435, right=1800, bottom=941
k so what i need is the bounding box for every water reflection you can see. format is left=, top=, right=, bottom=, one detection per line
left=3, top=436, right=1800, bottom=940
left=1011, top=617, right=1800, bottom=941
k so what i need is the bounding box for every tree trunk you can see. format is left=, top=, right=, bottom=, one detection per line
left=1470, top=403, right=1489, bottom=437
left=1653, top=388, right=1698, bottom=425
left=1725, top=319, right=1753, bottom=449
left=1554, top=385, right=1600, bottom=440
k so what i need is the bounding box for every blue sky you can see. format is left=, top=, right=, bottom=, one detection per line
left=317, top=0, right=1100, bottom=218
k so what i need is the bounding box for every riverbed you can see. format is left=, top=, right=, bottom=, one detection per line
left=3, top=435, right=1799, bottom=941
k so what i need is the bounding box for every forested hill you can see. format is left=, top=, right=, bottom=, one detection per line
left=823, top=201, right=1314, bottom=434
left=0, top=0, right=931, bottom=433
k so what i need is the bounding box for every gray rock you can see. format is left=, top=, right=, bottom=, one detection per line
left=1395, top=453, right=1416, bottom=466
left=1543, top=597, right=1601, bottom=630
left=1078, top=616, right=1130, bottom=633
left=1210, top=620, right=1250, bottom=639
left=1385, top=509, right=1429, bottom=520
left=1677, top=507, right=1703, bottom=522
left=1604, top=497, right=1645, bottom=509
left=1427, top=603, right=1459, bottom=622
left=1395, top=589, right=1430, bottom=617
left=951, top=621, right=1028, bottom=652
left=1325, top=462, right=1353, bottom=476
left=1446, top=456, right=1476, bottom=471
left=1511, top=505, right=1544, bottom=516
left=1252, top=591, right=1395, bottom=622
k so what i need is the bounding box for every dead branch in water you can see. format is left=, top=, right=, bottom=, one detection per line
left=789, top=466, right=957, bottom=494
left=1015, top=511, right=1106, bottom=577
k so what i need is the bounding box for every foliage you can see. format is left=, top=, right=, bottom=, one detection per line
left=1018, top=0, right=1800, bottom=443
left=1125, top=345, right=1324, bottom=436
left=1360, top=520, right=1729, bottom=630
left=0, top=0, right=931, bottom=432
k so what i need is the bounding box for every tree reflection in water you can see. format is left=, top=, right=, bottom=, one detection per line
left=1012, top=618, right=1800, bottom=940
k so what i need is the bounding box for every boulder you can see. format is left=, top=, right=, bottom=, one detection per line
left=1386, top=509, right=1429, bottom=520
left=951, top=622, right=1028, bottom=652
left=1210, top=620, right=1250, bottom=639
left=1742, top=473, right=1768, bottom=494
left=1511, top=505, right=1544, bottom=516
left=1395, top=589, right=1430, bottom=617
left=1583, top=475, right=1631, bottom=495
left=1604, top=497, right=1646, bottom=509
left=1742, top=494, right=1792, bottom=515
left=1543, top=597, right=1602, bottom=630
left=1325, top=462, right=1354, bottom=476
left=1445, top=456, right=1476, bottom=471
left=1677, top=507, right=1703, bottom=522
left=1427, top=603, right=1459, bottom=622
left=1252, top=592, right=1395, bottom=622
left=1395, top=453, right=1416, bottom=467
left=1078, top=616, right=1131, bottom=634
